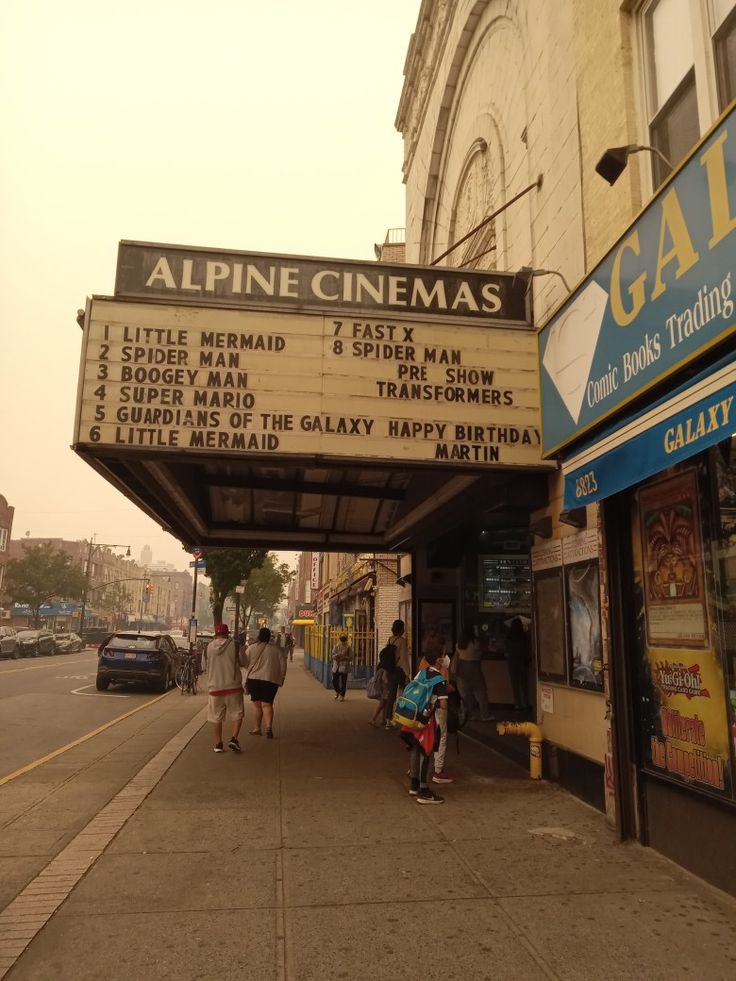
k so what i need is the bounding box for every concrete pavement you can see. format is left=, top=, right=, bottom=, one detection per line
left=2, top=653, right=736, bottom=980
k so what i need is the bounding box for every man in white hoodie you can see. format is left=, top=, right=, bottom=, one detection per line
left=206, top=623, right=246, bottom=753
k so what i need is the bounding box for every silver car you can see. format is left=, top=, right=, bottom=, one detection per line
left=0, top=626, right=19, bottom=660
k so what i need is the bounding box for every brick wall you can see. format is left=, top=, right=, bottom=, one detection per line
left=0, top=494, right=14, bottom=607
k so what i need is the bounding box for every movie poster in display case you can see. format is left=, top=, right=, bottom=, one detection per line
left=532, top=540, right=566, bottom=682
left=632, top=466, right=734, bottom=800
left=638, top=469, right=708, bottom=648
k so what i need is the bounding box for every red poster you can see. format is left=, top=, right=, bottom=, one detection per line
left=638, top=469, right=708, bottom=648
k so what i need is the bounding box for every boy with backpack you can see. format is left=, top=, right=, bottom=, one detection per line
left=418, top=648, right=455, bottom=785
left=395, top=650, right=448, bottom=804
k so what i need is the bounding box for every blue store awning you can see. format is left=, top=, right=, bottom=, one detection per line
left=562, top=352, right=736, bottom=510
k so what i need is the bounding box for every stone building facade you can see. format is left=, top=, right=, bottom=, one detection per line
left=396, top=0, right=736, bottom=892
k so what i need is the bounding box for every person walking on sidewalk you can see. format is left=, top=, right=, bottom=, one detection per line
left=452, top=627, right=493, bottom=721
left=330, top=633, right=352, bottom=700
left=206, top=623, right=246, bottom=754
left=285, top=631, right=295, bottom=662
left=244, top=627, right=287, bottom=739
left=401, top=650, right=448, bottom=804
left=384, top=619, right=411, bottom=729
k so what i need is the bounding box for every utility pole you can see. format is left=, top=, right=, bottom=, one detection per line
left=79, top=538, right=131, bottom=637
left=234, top=583, right=245, bottom=647
left=189, top=549, right=202, bottom=655
left=139, top=570, right=149, bottom=628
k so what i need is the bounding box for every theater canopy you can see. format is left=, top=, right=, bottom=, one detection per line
left=73, top=242, right=552, bottom=551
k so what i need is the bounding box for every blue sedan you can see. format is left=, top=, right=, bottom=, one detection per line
left=96, top=632, right=177, bottom=693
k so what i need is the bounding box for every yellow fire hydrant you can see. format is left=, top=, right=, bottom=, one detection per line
left=496, top=721, right=543, bottom=780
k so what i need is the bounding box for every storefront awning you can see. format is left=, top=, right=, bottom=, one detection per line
left=291, top=618, right=315, bottom=625
left=562, top=352, right=736, bottom=510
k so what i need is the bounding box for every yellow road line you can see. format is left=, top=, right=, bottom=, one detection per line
left=0, top=690, right=172, bottom=788
left=0, top=656, right=93, bottom=675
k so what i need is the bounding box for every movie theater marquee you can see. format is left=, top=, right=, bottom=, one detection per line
left=74, top=242, right=546, bottom=469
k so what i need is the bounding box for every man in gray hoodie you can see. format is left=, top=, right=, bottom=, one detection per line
left=206, top=623, right=246, bottom=753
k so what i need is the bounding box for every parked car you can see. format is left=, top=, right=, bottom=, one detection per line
left=54, top=632, right=83, bottom=654
left=16, top=629, right=57, bottom=657
left=96, top=632, right=178, bottom=692
left=81, top=627, right=114, bottom=647
left=0, top=626, right=20, bottom=660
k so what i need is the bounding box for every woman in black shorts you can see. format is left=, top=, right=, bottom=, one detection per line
left=244, top=627, right=287, bottom=739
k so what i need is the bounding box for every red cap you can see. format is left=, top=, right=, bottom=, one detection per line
left=214, top=623, right=229, bottom=636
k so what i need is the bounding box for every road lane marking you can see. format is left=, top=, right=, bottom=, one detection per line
left=0, top=658, right=92, bottom=676
left=71, top=684, right=130, bottom=698
left=0, top=690, right=171, bottom=788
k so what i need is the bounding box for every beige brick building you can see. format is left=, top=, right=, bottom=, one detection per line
left=396, top=0, right=736, bottom=892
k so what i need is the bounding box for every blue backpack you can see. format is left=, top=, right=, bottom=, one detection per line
left=393, top=669, right=445, bottom=729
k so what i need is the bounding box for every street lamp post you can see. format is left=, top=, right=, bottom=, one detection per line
left=78, top=538, right=131, bottom=637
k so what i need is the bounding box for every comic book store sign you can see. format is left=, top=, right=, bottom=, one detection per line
left=74, top=245, right=547, bottom=469
left=538, top=101, right=736, bottom=455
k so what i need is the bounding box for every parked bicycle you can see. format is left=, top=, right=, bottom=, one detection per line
left=174, top=649, right=199, bottom=695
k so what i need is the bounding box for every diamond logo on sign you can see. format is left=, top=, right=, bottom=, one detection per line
left=542, top=280, right=608, bottom=424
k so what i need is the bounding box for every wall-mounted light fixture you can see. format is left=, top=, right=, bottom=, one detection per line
left=558, top=508, right=587, bottom=529
left=514, top=265, right=571, bottom=295
left=595, top=144, right=673, bottom=185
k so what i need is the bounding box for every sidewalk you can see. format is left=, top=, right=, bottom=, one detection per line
left=4, top=654, right=736, bottom=981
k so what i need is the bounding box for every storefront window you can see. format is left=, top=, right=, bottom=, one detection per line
left=531, top=531, right=604, bottom=691
left=713, top=436, right=736, bottom=778
left=631, top=457, right=736, bottom=800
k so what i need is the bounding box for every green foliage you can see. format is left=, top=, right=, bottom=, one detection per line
left=200, top=547, right=268, bottom=625
left=236, top=555, right=295, bottom=631
left=5, top=543, right=87, bottom=626
left=97, top=582, right=133, bottom=630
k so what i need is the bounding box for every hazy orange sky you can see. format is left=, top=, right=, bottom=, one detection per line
left=0, top=0, right=420, bottom=570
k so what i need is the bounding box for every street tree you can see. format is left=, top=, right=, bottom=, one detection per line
left=201, top=547, right=268, bottom=626
left=237, top=555, right=295, bottom=633
left=96, top=582, right=133, bottom=630
left=4, top=543, right=87, bottom=626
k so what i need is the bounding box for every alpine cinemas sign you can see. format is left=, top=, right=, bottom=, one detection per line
left=115, top=241, right=530, bottom=325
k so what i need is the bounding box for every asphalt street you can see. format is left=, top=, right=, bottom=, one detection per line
left=0, top=650, right=166, bottom=780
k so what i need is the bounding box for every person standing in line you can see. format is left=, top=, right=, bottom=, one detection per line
left=206, top=623, right=246, bottom=754
left=452, top=627, right=493, bottom=721
left=383, top=619, right=411, bottom=729
left=330, top=633, right=353, bottom=700
left=418, top=645, right=454, bottom=784
left=368, top=665, right=391, bottom=727
left=401, top=650, right=448, bottom=804
left=244, top=627, right=287, bottom=739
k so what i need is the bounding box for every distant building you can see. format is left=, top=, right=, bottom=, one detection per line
left=140, top=544, right=153, bottom=567
left=0, top=494, right=15, bottom=618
